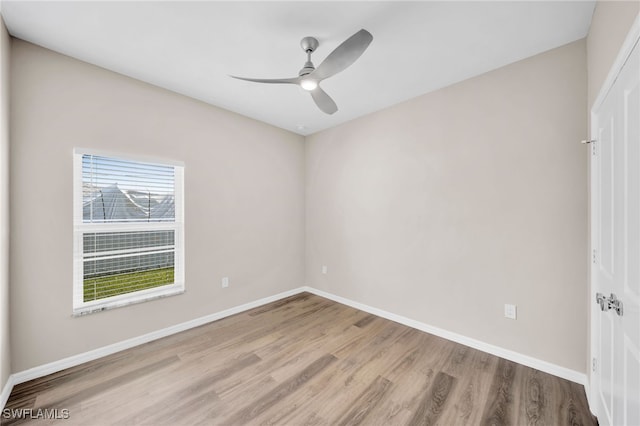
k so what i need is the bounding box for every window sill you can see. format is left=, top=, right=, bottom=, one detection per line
left=72, top=286, right=184, bottom=317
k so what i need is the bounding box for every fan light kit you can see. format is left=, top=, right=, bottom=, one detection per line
left=300, top=79, right=318, bottom=91
left=231, top=29, right=373, bottom=114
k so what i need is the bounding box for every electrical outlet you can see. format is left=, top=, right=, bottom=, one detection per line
left=321, top=265, right=328, bottom=274
left=504, top=304, right=517, bottom=320
left=221, top=277, right=229, bottom=288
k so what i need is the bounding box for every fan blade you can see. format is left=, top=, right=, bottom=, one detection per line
left=310, top=87, right=338, bottom=114
left=230, top=76, right=300, bottom=84
left=312, top=29, right=373, bottom=81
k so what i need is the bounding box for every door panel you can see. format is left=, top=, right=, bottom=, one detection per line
left=598, top=112, right=615, bottom=279
left=625, top=69, right=640, bottom=302
left=592, top=33, right=639, bottom=426
left=624, top=336, right=639, bottom=426
left=598, top=312, right=614, bottom=422
left=621, top=38, right=640, bottom=426
left=595, top=70, right=620, bottom=426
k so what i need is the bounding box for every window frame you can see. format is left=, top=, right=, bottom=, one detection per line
left=72, top=148, right=185, bottom=316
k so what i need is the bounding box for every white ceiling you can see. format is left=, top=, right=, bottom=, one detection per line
left=1, top=1, right=595, bottom=136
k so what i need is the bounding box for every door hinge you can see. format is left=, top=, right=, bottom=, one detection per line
left=593, top=249, right=597, bottom=264
left=582, top=139, right=597, bottom=155
left=592, top=141, right=596, bottom=156
left=592, top=357, right=597, bottom=372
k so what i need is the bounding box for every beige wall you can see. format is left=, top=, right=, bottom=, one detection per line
left=587, top=1, right=640, bottom=108
left=0, top=16, right=10, bottom=389
left=306, top=40, right=588, bottom=372
left=10, top=40, right=305, bottom=371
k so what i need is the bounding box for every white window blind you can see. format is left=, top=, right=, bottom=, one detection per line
left=73, top=151, right=184, bottom=315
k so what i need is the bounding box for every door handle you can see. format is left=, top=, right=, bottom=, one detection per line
left=596, top=292, right=608, bottom=311
left=596, top=292, right=624, bottom=316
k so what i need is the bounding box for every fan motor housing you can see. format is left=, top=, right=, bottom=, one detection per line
left=299, top=61, right=315, bottom=76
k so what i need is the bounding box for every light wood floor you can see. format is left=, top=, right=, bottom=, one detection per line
left=3, top=293, right=596, bottom=425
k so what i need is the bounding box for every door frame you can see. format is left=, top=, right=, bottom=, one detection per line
left=589, top=12, right=640, bottom=419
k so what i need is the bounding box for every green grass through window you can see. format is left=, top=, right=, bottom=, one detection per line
left=83, top=267, right=175, bottom=302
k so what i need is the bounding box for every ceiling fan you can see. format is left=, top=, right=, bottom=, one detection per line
left=231, top=29, right=373, bottom=115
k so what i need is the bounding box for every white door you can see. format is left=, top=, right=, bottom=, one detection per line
left=591, top=18, right=640, bottom=426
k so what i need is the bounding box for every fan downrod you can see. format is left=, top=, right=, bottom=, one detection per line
left=299, top=37, right=319, bottom=76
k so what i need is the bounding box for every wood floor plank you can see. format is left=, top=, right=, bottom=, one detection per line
left=407, top=371, right=457, bottom=426
left=130, top=352, right=261, bottom=423
left=224, top=353, right=337, bottom=425
left=480, top=357, right=518, bottom=426
left=334, top=375, right=392, bottom=426
left=515, top=367, right=554, bottom=426
left=2, top=293, right=597, bottom=426
left=361, top=336, right=442, bottom=425
left=439, top=347, right=497, bottom=425
left=38, top=355, right=179, bottom=411
left=353, top=314, right=376, bottom=329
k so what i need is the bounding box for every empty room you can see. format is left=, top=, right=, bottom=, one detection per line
left=0, top=0, right=638, bottom=424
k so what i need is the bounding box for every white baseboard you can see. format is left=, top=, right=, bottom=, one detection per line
left=0, top=375, right=14, bottom=410
left=3, top=285, right=587, bottom=411
left=302, top=286, right=587, bottom=386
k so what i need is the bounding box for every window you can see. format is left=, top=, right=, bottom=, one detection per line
left=73, top=150, right=184, bottom=315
